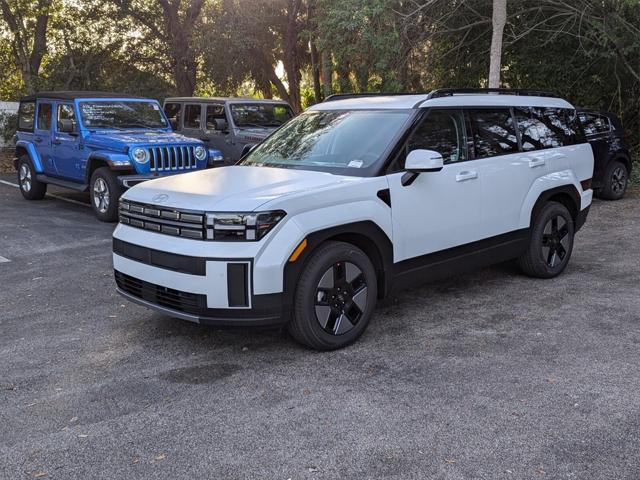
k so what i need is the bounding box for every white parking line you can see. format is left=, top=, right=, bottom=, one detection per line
left=0, top=179, right=91, bottom=208
left=0, top=255, right=10, bottom=263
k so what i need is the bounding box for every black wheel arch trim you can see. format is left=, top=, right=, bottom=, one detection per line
left=283, top=221, right=394, bottom=302
left=530, top=184, right=583, bottom=231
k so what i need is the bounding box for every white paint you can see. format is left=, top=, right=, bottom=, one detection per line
left=0, top=255, right=10, bottom=263
left=0, top=179, right=90, bottom=208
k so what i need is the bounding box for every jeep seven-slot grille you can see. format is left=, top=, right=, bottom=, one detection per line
left=148, top=146, right=197, bottom=172
left=119, top=199, right=207, bottom=240
left=115, top=271, right=207, bottom=315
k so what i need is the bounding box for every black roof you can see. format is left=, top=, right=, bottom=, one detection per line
left=20, top=91, right=144, bottom=102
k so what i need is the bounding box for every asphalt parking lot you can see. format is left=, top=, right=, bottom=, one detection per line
left=1, top=174, right=639, bottom=480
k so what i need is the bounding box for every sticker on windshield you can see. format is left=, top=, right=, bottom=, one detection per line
left=152, top=104, right=159, bottom=110
left=348, top=159, right=364, bottom=168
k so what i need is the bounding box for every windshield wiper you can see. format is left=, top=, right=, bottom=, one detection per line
left=238, top=123, right=267, bottom=128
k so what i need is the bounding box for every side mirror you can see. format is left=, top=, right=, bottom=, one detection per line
left=214, top=118, right=229, bottom=132
left=58, top=119, right=77, bottom=134
left=240, top=143, right=257, bottom=158
left=405, top=149, right=444, bottom=172
left=402, top=149, right=443, bottom=186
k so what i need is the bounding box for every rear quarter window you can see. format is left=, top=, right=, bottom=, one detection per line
left=18, top=101, right=36, bottom=131
left=579, top=113, right=611, bottom=136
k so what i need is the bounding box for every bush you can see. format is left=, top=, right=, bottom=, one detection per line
left=0, top=111, right=17, bottom=145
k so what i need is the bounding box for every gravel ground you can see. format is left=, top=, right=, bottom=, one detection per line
left=1, top=175, right=639, bottom=480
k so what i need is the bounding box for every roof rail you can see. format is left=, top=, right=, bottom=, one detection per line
left=323, top=92, right=430, bottom=102
left=425, top=88, right=560, bottom=100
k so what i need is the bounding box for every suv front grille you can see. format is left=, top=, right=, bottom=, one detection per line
left=119, top=199, right=207, bottom=240
left=148, top=146, right=197, bottom=172
left=115, top=271, right=207, bottom=314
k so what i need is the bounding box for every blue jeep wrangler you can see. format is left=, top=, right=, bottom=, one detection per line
left=14, top=91, right=223, bottom=221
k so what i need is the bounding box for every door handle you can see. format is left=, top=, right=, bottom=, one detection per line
left=52, top=138, right=61, bottom=145
left=34, top=137, right=43, bottom=143
left=528, top=157, right=545, bottom=168
left=456, top=171, right=478, bottom=182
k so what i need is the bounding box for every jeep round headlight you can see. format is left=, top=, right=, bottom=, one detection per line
left=194, top=145, right=206, bottom=161
left=131, top=147, right=149, bottom=164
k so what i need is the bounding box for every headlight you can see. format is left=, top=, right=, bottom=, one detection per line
left=194, top=145, right=207, bottom=161
left=131, top=147, right=149, bottom=163
left=205, top=210, right=286, bottom=241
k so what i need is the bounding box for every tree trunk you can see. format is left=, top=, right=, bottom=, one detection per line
left=0, top=0, right=53, bottom=94
left=321, top=50, right=332, bottom=98
left=310, top=41, right=322, bottom=103
left=282, top=0, right=303, bottom=112
left=489, top=0, right=507, bottom=88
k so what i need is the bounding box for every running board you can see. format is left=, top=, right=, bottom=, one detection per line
left=36, top=174, right=88, bottom=192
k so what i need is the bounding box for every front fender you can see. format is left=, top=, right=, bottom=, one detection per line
left=86, top=151, right=134, bottom=180
left=15, top=141, right=44, bottom=172
left=253, top=198, right=393, bottom=296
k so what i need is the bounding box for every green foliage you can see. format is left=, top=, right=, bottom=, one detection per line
left=0, top=111, right=17, bottom=144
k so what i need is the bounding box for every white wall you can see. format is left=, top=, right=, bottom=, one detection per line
left=0, top=101, right=18, bottom=147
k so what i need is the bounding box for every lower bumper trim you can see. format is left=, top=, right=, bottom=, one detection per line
left=116, top=287, right=286, bottom=327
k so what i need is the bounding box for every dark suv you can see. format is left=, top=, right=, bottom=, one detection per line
left=578, top=110, right=632, bottom=200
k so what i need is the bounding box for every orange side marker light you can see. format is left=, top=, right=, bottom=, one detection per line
left=289, top=238, right=308, bottom=263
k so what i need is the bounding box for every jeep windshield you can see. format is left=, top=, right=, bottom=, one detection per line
left=230, top=103, right=294, bottom=128
left=79, top=101, right=168, bottom=130
left=240, top=110, right=412, bottom=175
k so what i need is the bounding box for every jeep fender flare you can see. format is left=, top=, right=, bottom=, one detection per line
left=85, top=151, right=133, bottom=182
left=15, top=141, right=44, bottom=172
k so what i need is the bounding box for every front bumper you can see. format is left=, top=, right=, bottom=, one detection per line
left=117, top=173, right=183, bottom=188
left=112, top=235, right=290, bottom=327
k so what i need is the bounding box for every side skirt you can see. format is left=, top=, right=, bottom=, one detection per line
left=392, top=229, right=529, bottom=291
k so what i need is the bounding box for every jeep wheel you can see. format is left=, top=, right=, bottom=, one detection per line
left=90, top=167, right=123, bottom=222
left=518, top=201, right=575, bottom=279
left=288, top=241, right=377, bottom=350
left=599, top=161, right=628, bottom=200
left=17, top=155, right=47, bottom=200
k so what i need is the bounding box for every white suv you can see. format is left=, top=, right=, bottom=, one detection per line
left=113, top=89, right=594, bottom=350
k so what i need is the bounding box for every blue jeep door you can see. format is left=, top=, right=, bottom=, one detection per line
left=34, top=102, right=56, bottom=174
left=52, top=103, right=83, bottom=180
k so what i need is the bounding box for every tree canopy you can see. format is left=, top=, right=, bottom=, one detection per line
left=0, top=0, right=638, bottom=154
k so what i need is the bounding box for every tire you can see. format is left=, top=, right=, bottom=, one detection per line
left=17, top=155, right=47, bottom=200
left=518, top=201, right=575, bottom=279
left=288, top=241, right=378, bottom=350
left=89, top=167, right=123, bottom=222
left=598, top=160, right=628, bottom=200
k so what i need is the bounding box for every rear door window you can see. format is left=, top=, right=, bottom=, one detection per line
left=467, top=108, right=518, bottom=158
left=183, top=104, right=201, bottom=129
left=18, top=101, right=36, bottom=131
left=36, top=103, right=52, bottom=130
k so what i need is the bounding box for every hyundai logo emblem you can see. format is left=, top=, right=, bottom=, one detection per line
left=152, top=193, right=169, bottom=203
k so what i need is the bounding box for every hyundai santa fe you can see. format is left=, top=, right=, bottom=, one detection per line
left=112, top=88, right=594, bottom=350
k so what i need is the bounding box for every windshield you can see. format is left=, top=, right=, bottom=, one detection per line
left=240, top=110, right=411, bottom=174
left=230, top=103, right=294, bottom=128
left=79, top=101, right=168, bottom=129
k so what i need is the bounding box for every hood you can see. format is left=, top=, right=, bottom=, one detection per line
left=234, top=127, right=281, bottom=143
left=85, top=131, right=201, bottom=151
left=123, top=165, right=359, bottom=212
